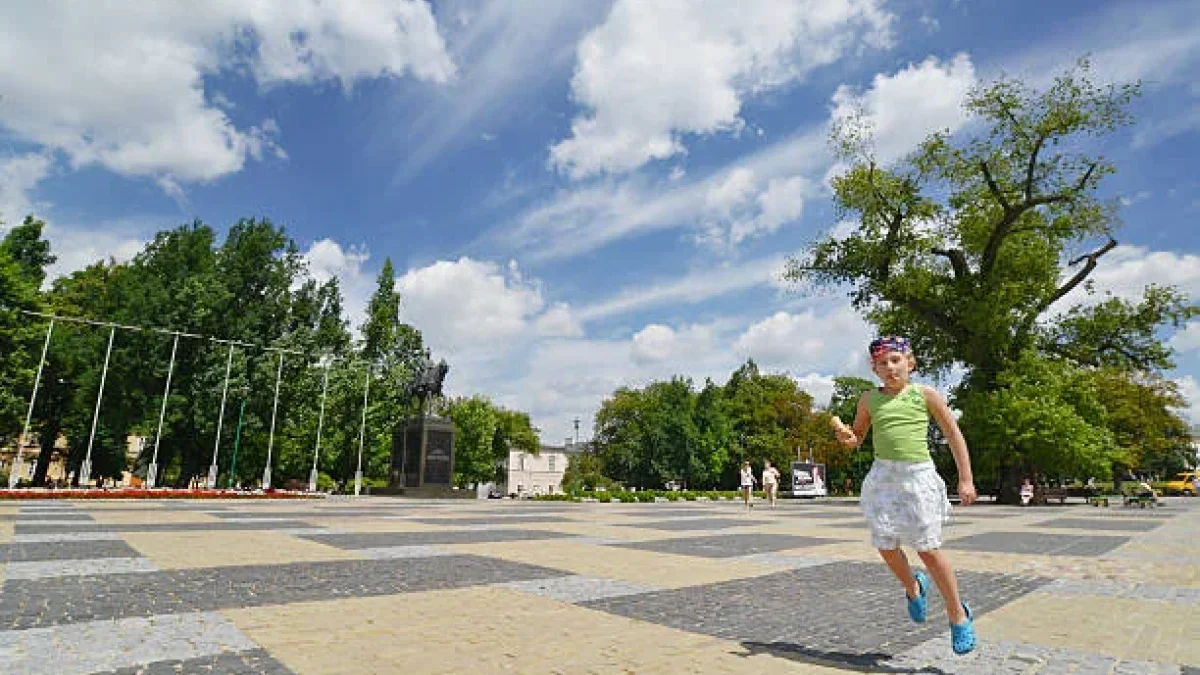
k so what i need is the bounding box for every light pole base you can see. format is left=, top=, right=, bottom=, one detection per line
left=308, top=468, right=318, bottom=493
left=8, top=461, right=22, bottom=489
left=145, top=463, right=157, bottom=489
left=206, top=464, right=218, bottom=490
left=78, top=459, right=92, bottom=488
left=261, top=467, right=271, bottom=491
left=354, top=470, right=363, bottom=496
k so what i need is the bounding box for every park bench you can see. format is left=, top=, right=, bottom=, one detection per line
left=1123, top=493, right=1159, bottom=508
left=1037, top=487, right=1068, bottom=505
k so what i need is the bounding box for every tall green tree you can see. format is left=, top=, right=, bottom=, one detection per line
left=1, top=216, right=56, bottom=287
left=358, top=257, right=425, bottom=481
left=785, top=59, right=1196, bottom=497
left=0, top=227, right=44, bottom=445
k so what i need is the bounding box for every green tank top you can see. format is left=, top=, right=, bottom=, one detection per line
left=866, top=384, right=932, bottom=462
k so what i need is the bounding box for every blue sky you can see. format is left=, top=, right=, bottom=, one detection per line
left=1, top=0, right=1198, bottom=442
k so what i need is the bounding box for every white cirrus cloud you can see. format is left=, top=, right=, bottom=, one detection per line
left=0, top=1, right=454, bottom=188
left=549, top=0, right=893, bottom=178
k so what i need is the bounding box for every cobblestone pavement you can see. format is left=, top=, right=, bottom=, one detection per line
left=0, top=496, right=1196, bottom=673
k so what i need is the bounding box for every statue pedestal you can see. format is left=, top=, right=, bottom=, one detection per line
left=390, top=415, right=455, bottom=491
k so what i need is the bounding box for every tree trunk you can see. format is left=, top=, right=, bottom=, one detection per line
left=31, top=422, right=60, bottom=487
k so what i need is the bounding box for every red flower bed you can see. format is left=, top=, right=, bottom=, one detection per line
left=0, top=488, right=322, bottom=500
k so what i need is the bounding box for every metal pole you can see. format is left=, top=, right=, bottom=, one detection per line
left=262, top=351, right=283, bottom=490
left=80, top=325, right=116, bottom=487
left=147, top=333, right=179, bottom=489
left=207, top=343, right=235, bottom=489
left=11, top=319, right=54, bottom=488
left=354, top=364, right=371, bottom=496
left=309, top=362, right=330, bottom=492
left=229, top=398, right=246, bottom=489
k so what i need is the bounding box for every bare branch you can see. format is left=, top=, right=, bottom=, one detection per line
left=931, top=247, right=970, bottom=280
left=1040, top=238, right=1118, bottom=312
left=1024, top=132, right=1048, bottom=201
left=979, top=161, right=1011, bottom=211
left=980, top=161, right=1102, bottom=279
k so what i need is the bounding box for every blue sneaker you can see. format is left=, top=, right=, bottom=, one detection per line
left=906, top=570, right=928, bottom=623
left=950, top=602, right=976, bottom=655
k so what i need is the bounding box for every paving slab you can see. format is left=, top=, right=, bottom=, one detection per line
left=297, top=528, right=574, bottom=549
left=612, top=533, right=847, bottom=558
left=581, top=561, right=1048, bottom=669
left=1037, top=517, right=1165, bottom=532
left=945, top=531, right=1131, bottom=556
left=0, top=555, right=565, bottom=631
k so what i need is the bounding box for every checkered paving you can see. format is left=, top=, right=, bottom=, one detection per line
left=0, top=496, right=1196, bottom=673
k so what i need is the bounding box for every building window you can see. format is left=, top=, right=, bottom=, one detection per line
left=548, top=455, right=556, bottom=472
left=519, top=454, right=525, bottom=472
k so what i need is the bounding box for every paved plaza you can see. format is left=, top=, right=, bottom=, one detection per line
left=0, top=497, right=1197, bottom=674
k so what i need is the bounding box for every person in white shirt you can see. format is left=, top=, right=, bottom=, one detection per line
left=740, top=461, right=757, bottom=510
left=762, top=460, right=781, bottom=508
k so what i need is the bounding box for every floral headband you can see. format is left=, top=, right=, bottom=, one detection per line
left=869, top=336, right=912, bottom=360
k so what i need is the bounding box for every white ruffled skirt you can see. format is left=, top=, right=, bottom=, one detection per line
left=860, top=459, right=952, bottom=551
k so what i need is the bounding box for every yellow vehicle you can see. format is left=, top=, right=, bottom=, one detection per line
left=1164, top=471, right=1198, bottom=496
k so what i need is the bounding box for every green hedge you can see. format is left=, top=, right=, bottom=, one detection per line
left=531, top=489, right=755, bottom=503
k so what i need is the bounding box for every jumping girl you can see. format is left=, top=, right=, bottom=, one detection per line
left=830, top=336, right=978, bottom=655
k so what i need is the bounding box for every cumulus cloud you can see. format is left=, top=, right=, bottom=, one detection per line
left=549, top=0, right=893, bottom=178
left=0, top=1, right=454, bottom=188
left=0, top=153, right=53, bottom=226
left=830, top=52, right=976, bottom=164
left=1170, top=321, right=1200, bottom=355
left=535, top=302, right=584, bottom=338
left=301, top=238, right=374, bottom=332
left=1174, top=376, right=1200, bottom=427
left=1055, top=245, right=1200, bottom=310
left=396, top=257, right=546, bottom=352
left=735, top=307, right=873, bottom=373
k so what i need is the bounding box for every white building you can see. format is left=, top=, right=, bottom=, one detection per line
left=498, top=440, right=591, bottom=497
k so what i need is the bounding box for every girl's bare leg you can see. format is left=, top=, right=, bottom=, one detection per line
left=917, top=549, right=967, bottom=623
left=878, top=548, right=921, bottom=599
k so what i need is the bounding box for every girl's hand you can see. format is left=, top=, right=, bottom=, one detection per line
left=829, top=416, right=856, bottom=447
left=957, top=480, right=977, bottom=506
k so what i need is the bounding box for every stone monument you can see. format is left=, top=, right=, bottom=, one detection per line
left=388, top=352, right=460, bottom=496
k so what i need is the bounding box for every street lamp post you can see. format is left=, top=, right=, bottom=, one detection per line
left=228, top=397, right=247, bottom=489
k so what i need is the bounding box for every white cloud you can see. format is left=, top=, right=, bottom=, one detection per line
left=44, top=221, right=150, bottom=282
left=0, top=1, right=454, bottom=188
left=1174, top=376, right=1200, bottom=427
left=535, top=302, right=584, bottom=337
left=830, top=52, right=976, bottom=164
left=549, top=0, right=893, bottom=178
left=999, top=0, right=1199, bottom=89
left=735, top=307, right=873, bottom=372
left=630, top=323, right=718, bottom=366
left=302, top=238, right=374, bottom=333
left=0, top=153, right=53, bottom=226
left=575, top=254, right=788, bottom=323
left=396, top=257, right=545, bottom=352
left=1057, top=245, right=1200, bottom=308
left=509, top=53, right=977, bottom=262
left=1170, top=321, right=1200, bottom=355
left=1132, top=106, right=1200, bottom=150
left=507, top=127, right=827, bottom=261
left=392, top=0, right=610, bottom=179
